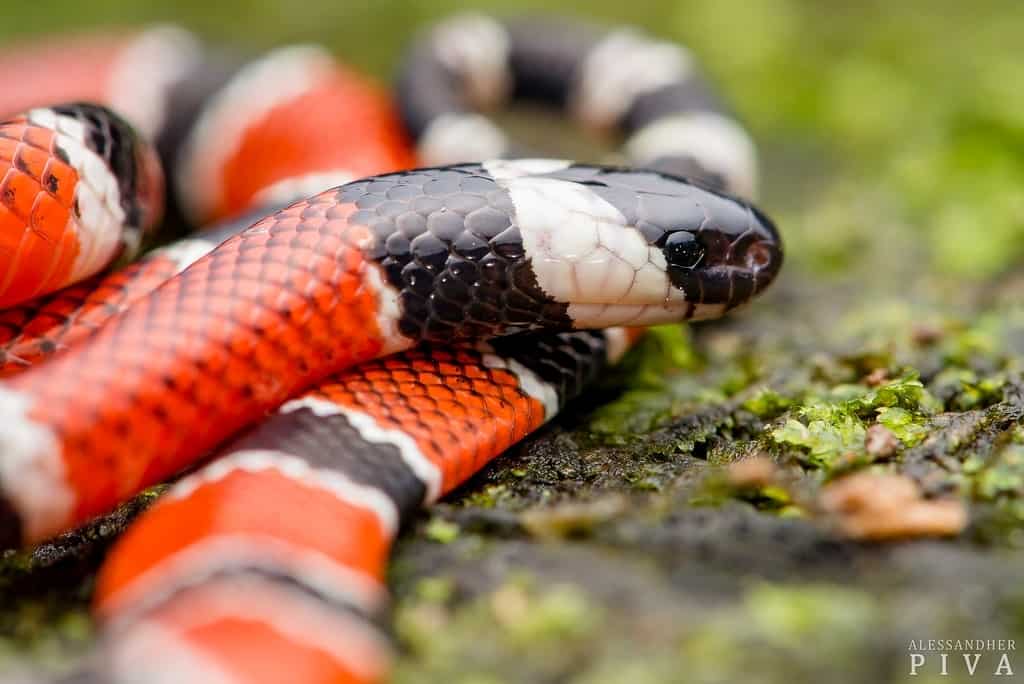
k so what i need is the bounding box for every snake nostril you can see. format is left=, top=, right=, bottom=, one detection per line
left=745, top=241, right=774, bottom=270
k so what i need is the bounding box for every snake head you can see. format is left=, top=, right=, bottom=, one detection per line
left=345, top=160, right=782, bottom=341
left=657, top=181, right=782, bottom=317
left=485, top=160, right=783, bottom=327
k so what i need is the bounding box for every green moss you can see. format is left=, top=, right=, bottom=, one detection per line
left=876, top=407, right=928, bottom=447
left=393, top=579, right=603, bottom=684
left=460, top=485, right=510, bottom=509
left=586, top=390, right=682, bottom=442
left=972, top=444, right=1024, bottom=502
left=415, top=577, right=456, bottom=603
left=742, top=387, right=792, bottom=419
left=743, top=584, right=880, bottom=648
left=930, top=368, right=1007, bottom=411
left=691, top=472, right=794, bottom=512
left=773, top=415, right=866, bottom=468
left=677, top=584, right=888, bottom=683
left=587, top=325, right=703, bottom=440
left=425, top=518, right=461, bottom=544
left=772, top=373, right=938, bottom=469
left=940, top=311, right=1014, bottom=366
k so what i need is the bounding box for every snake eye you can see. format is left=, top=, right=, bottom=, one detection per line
left=664, top=231, right=705, bottom=270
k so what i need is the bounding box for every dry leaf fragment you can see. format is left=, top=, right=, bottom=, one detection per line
left=819, top=472, right=966, bottom=540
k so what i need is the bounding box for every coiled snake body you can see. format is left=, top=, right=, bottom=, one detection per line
left=0, top=155, right=780, bottom=544
left=0, top=16, right=782, bottom=684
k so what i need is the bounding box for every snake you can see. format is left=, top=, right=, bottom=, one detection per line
left=0, top=42, right=415, bottom=374
left=396, top=13, right=758, bottom=199
left=0, top=104, right=164, bottom=308
left=80, top=159, right=778, bottom=684
left=0, top=16, right=782, bottom=684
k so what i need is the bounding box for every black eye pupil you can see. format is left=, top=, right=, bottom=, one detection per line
left=665, top=232, right=705, bottom=269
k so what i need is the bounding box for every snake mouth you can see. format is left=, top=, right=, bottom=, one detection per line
left=668, top=235, right=784, bottom=311
left=567, top=300, right=700, bottom=328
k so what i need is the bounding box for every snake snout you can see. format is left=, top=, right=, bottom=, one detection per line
left=715, top=207, right=783, bottom=310
left=738, top=204, right=784, bottom=301
left=664, top=194, right=783, bottom=314
left=744, top=236, right=783, bottom=298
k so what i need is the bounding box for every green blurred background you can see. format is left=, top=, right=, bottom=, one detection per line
left=5, top=2, right=1024, bottom=683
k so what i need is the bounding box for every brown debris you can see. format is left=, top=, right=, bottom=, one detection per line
left=864, top=368, right=889, bottom=387
left=819, top=472, right=967, bottom=540
left=864, top=424, right=899, bottom=458
left=911, top=322, right=945, bottom=347
left=726, top=455, right=778, bottom=489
